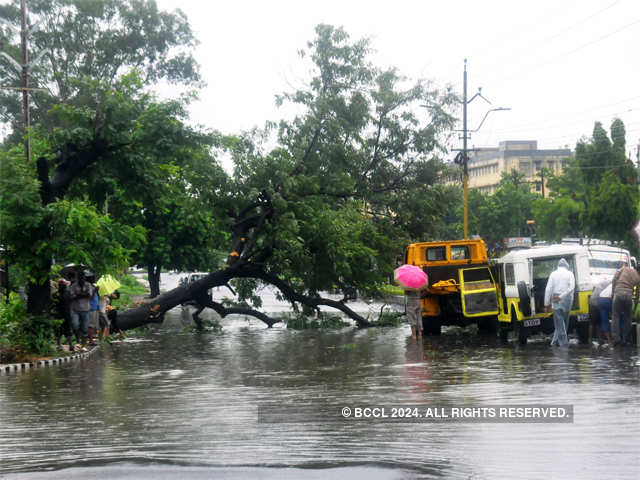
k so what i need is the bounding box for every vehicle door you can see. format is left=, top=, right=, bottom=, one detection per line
left=459, top=267, right=499, bottom=317
left=527, top=258, right=535, bottom=315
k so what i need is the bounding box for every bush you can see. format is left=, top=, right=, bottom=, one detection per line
left=0, top=293, right=60, bottom=357
left=370, top=311, right=405, bottom=326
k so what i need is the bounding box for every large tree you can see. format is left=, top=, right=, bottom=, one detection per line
left=533, top=119, right=638, bottom=250
left=115, top=24, right=458, bottom=330
left=0, top=74, right=211, bottom=315
left=0, top=0, right=200, bottom=139
left=79, top=93, right=230, bottom=297
left=0, top=0, right=204, bottom=315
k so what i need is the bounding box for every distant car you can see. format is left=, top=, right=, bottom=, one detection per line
left=179, top=272, right=212, bottom=306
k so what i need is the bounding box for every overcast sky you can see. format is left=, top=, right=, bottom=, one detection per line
left=153, top=0, right=640, bottom=159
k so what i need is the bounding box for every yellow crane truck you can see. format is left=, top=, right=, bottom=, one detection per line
left=403, top=239, right=499, bottom=335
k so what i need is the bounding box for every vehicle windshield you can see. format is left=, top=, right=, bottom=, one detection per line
left=588, top=258, right=627, bottom=270
left=532, top=256, right=575, bottom=280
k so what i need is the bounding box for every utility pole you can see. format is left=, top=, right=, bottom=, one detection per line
left=20, top=0, right=30, bottom=163
left=462, top=60, right=469, bottom=239
left=0, top=1, right=47, bottom=163
left=540, top=168, right=545, bottom=198
left=636, top=140, right=640, bottom=189
left=455, top=59, right=510, bottom=239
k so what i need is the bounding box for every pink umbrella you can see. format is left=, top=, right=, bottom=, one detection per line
left=394, top=264, right=428, bottom=290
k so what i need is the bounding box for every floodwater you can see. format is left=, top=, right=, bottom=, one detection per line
left=1, top=277, right=640, bottom=479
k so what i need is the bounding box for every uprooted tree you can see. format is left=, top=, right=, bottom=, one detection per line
left=116, top=191, right=380, bottom=329
left=115, top=25, right=458, bottom=330
left=2, top=24, right=457, bottom=329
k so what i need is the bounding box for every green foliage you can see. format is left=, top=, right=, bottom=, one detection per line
left=283, top=311, right=350, bottom=330
left=110, top=274, right=148, bottom=309
left=380, top=284, right=404, bottom=296
left=118, top=275, right=148, bottom=295
left=229, top=25, right=457, bottom=306
left=0, top=293, right=27, bottom=346
left=0, top=293, right=58, bottom=356
left=0, top=146, right=145, bottom=284
left=0, top=0, right=200, bottom=138
left=370, top=311, right=406, bottom=326
left=533, top=118, right=638, bottom=251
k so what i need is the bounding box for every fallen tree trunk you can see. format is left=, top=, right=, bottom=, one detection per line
left=115, top=263, right=376, bottom=331
left=115, top=190, right=393, bottom=332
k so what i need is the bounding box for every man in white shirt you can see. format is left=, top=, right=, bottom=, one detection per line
left=544, top=258, right=575, bottom=347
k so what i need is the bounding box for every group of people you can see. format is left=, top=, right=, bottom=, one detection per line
left=545, top=259, right=639, bottom=347
left=52, top=269, right=120, bottom=352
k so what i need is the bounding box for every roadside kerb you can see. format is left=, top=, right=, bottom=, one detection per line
left=0, top=345, right=99, bottom=376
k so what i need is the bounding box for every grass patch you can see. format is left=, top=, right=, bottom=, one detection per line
left=111, top=274, right=148, bottom=310
left=118, top=274, right=147, bottom=295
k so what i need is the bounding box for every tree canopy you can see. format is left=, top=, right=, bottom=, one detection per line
left=533, top=119, right=638, bottom=251
left=0, top=0, right=200, bottom=139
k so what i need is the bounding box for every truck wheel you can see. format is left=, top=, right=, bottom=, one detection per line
left=512, top=307, right=527, bottom=345
left=423, top=316, right=441, bottom=336
left=499, top=326, right=509, bottom=342
left=517, top=281, right=531, bottom=317
left=577, top=321, right=589, bottom=345
left=517, top=324, right=528, bottom=345
left=478, top=316, right=498, bottom=335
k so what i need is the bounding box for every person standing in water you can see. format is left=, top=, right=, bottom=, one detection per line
left=544, top=258, right=575, bottom=347
left=406, top=289, right=423, bottom=339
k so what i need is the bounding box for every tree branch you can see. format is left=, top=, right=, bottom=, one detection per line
left=248, top=269, right=372, bottom=327
left=200, top=299, right=280, bottom=327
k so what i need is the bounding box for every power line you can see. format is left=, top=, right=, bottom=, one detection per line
left=487, top=16, right=640, bottom=85
left=540, top=0, right=621, bottom=44
left=487, top=115, right=640, bottom=137
left=469, top=1, right=622, bottom=75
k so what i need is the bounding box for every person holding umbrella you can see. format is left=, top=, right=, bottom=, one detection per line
left=395, top=264, right=428, bottom=339
left=69, top=269, right=94, bottom=350
left=406, top=289, right=423, bottom=339
left=96, top=274, right=121, bottom=340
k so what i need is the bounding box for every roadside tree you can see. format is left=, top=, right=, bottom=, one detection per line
left=532, top=119, right=638, bottom=248
left=114, top=24, right=458, bottom=330
left=0, top=0, right=200, bottom=140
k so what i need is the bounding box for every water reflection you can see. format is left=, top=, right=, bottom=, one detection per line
left=1, top=309, right=639, bottom=479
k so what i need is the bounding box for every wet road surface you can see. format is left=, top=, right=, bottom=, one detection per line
left=1, top=275, right=639, bottom=479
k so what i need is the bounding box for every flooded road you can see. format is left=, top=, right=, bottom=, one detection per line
left=1, top=277, right=640, bottom=478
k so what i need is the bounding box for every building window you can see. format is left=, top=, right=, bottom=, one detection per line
left=536, top=183, right=541, bottom=192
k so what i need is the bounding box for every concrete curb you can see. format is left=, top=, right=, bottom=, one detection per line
left=0, top=345, right=99, bottom=376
